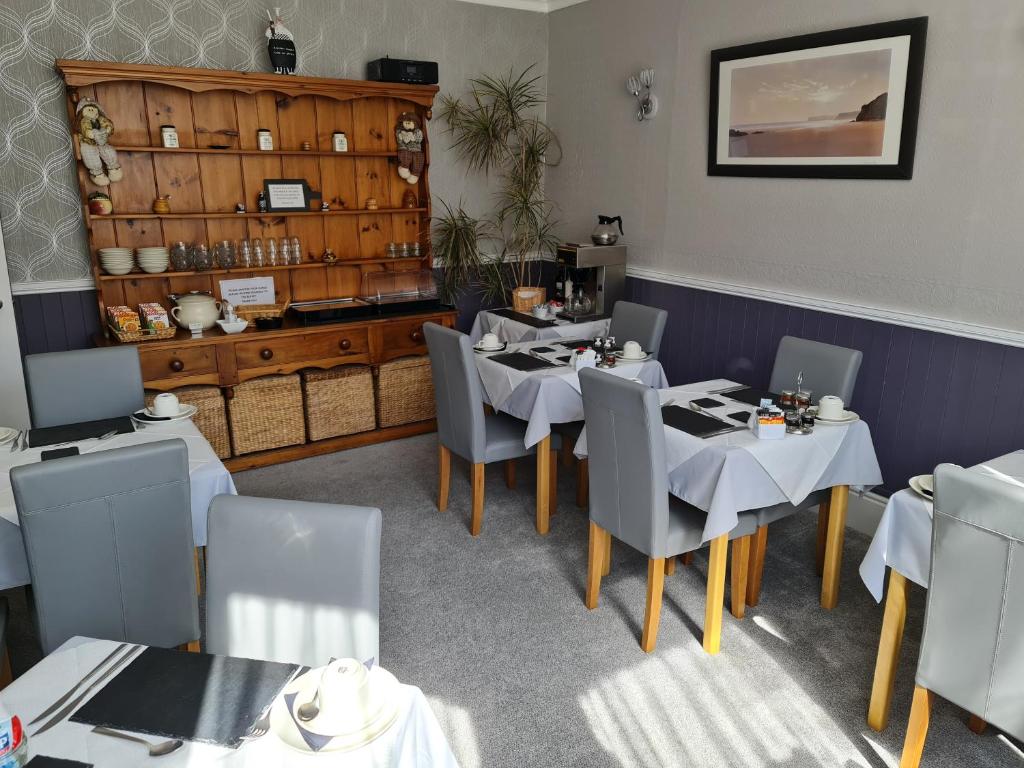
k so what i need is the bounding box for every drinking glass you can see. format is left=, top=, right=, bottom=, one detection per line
left=266, top=238, right=278, bottom=267
left=214, top=240, right=236, bottom=269
left=280, top=238, right=291, bottom=265
left=250, top=239, right=265, bottom=268
left=385, top=242, right=398, bottom=259
left=399, top=242, right=411, bottom=258
left=170, top=242, right=191, bottom=271
left=193, top=244, right=213, bottom=271
left=239, top=240, right=253, bottom=268
left=289, top=236, right=302, bottom=265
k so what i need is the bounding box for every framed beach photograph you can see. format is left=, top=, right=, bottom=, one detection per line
left=708, top=17, right=927, bottom=179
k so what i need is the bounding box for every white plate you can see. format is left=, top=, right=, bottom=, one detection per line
left=814, top=409, right=859, bottom=424
left=132, top=403, right=198, bottom=422
left=909, top=474, right=934, bottom=500
left=473, top=341, right=507, bottom=354
left=613, top=350, right=651, bottom=363
left=0, top=427, right=17, bottom=444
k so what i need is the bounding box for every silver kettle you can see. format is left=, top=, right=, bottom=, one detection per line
left=591, top=215, right=623, bottom=245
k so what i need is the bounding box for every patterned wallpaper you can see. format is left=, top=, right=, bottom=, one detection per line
left=0, top=0, right=548, bottom=286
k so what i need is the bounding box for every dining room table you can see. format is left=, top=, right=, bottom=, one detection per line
left=468, top=308, right=610, bottom=345
left=0, top=418, right=235, bottom=590
left=5, top=636, right=461, bottom=767
left=859, top=449, right=1024, bottom=732
left=474, top=340, right=668, bottom=534
left=574, top=379, right=883, bottom=654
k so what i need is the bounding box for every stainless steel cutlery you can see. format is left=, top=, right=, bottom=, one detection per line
left=28, top=642, right=128, bottom=726
left=92, top=726, right=183, bottom=756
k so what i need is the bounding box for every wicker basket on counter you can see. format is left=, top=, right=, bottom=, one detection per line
left=234, top=303, right=287, bottom=322
left=109, top=324, right=177, bottom=343
left=375, top=356, right=435, bottom=428
left=227, top=374, right=305, bottom=455
left=511, top=286, right=546, bottom=312
left=302, top=365, right=376, bottom=441
left=145, top=386, right=231, bottom=459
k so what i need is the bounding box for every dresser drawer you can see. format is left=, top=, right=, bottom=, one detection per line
left=379, top=318, right=430, bottom=360
left=235, top=328, right=370, bottom=370
left=140, top=345, right=218, bottom=381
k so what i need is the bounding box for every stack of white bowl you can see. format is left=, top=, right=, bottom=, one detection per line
left=136, top=247, right=170, bottom=274
left=98, top=247, right=134, bottom=275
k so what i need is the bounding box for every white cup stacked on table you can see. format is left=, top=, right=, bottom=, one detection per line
left=153, top=392, right=181, bottom=417
left=479, top=333, right=501, bottom=350
left=621, top=340, right=645, bottom=360
left=817, top=395, right=845, bottom=420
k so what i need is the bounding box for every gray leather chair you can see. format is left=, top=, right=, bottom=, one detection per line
left=11, top=440, right=199, bottom=654
left=744, top=335, right=863, bottom=610
left=579, top=368, right=757, bottom=652
left=24, top=346, right=145, bottom=428
left=205, top=495, right=381, bottom=668
left=899, top=464, right=1024, bottom=766
left=424, top=323, right=559, bottom=536
left=0, top=597, right=10, bottom=689
left=608, top=301, right=668, bottom=359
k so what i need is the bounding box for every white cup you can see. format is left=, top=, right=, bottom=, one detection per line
left=153, top=392, right=181, bottom=417
left=817, top=395, right=844, bottom=420
left=622, top=340, right=644, bottom=359
left=481, top=332, right=500, bottom=349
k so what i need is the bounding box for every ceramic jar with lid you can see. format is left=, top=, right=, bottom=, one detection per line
left=169, top=291, right=221, bottom=330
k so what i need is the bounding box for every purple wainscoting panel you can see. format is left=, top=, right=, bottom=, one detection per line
left=626, top=276, right=1024, bottom=496
left=13, top=290, right=101, bottom=355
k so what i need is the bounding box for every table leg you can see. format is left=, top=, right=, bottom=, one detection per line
left=746, top=526, right=768, bottom=607
left=702, top=534, right=729, bottom=655
left=665, top=556, right=676, bottom=576
left=193, top=547, right=203, bottom=596
left=868, top=570, right=908, bottom=731
left=576, top=458, right=589, bottom=509
left=548, top=448, right=558, bottom=516
left=816, top=500, right=830, bottom=576
left=470, top=463, right=485, bottom=536
left=820, top=484, right=849, bottom=609
left=536, top=435, right=551, bottom=535
left=504, top=459, right=516, bottom=489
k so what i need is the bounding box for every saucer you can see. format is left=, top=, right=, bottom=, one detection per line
left=814, top=409, right=859, bottom=424
left=132, top=403, right=198, bottom=423
left=0, top=427, right=17, bottom=444
left=909, top=474, right=934, bottom=500
left=613, top=350, right=651, bottom=362
left=473, top=341, right=507, bottom=354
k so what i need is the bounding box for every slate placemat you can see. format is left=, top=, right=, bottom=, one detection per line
left=491, top=308, right=557, bottom=328
left=661, top=405, right=743, bottom=439
left=487, top=352, right=558, bottom=372
left=28, top=416, right=135, bottom=448
left=70, top=647, right=298, bottom=748
left=26, top=758, right=93, bottom=768
left=721, top=387, right=780, bottom=408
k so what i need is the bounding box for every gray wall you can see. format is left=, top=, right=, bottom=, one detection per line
left=0, top=0, right=548, bottom=285
left=547, top=0, right=1024, bottom=333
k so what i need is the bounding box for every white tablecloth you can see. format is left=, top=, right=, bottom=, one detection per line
left=6, top=637, right=460, bottom=768
left=0, top=420, right=235, bottom=588
left=859, top=449, right=1024, bottom=602
left=469, top=309, right=610, bottom=345
left=474, top=341, right=668, bottom=447
left=575, top=379, right=883, bottom=542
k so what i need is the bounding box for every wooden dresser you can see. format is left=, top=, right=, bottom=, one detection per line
left=57, top=60, right=455, bottom=470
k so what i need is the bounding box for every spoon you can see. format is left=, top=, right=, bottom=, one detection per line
left=297, top=665, right=330, bottom=721
left=92, top=726, right=183, bottom=756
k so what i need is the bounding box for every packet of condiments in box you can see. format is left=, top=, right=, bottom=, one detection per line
left=138, top=302, right=169, bottom=330
left=106, top=305, right=141, bottom=332
left=753, top=398, right=786, bottom=440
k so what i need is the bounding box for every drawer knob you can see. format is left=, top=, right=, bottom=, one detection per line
left=409, top=327, right=423, bottom=343
left=339, top=338, right=351, bottom=351
left=260, top=348, right=274, bottom=360
left=169, top=358, right=184, bottom=372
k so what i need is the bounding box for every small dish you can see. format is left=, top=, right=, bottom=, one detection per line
left=814, top=409, right=859, bottom=424
left=473, top=341, right=507, bottom=354
left=613, top=350, right=651, bottom=362
left=909, top=474, right=934, bottom=500
left=132, top=403, right=198, bottom=423
left=217, top=318, right=249, bottom=334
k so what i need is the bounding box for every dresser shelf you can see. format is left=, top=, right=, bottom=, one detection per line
left=89, top=208, right=426, bottom=221
left=96, top=256, right=424, bottom=281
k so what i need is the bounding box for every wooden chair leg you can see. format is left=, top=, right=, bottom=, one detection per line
left=641, top=557, right=666, bottom=652
left=0, top=648, right=12, bottom=689
left=586, top=522, right=607, bottom=609
left=504, top=459, right=516, bottom=489
left=730, top=535, right=751, bottom=619
left=576, top=458, right=589, bottom=509
left=193, top=547, right=203, bottom=597
left=746, top=526, right=768, bottom=606
left=602, top=531, right=611, bottom=576
left=967, top=715, right=987, bottom=734
left=186, top=640, right=201, bottom=653
left=868, top=570, right=909, bottom=731
left=437, top=444, right=451, bottom=512
left=681, top=551, right=694, bottom=566
left=535, top=435, right=551, bottom=535
left=549, top=448, right=558, bottom=516
left=665, top=556, right=676, bottom=576
left=899, top=686, right=933, bottom=768
left=561, top=438, right=574, bottom=469
left=816, top=500, right=830, bottom=576
left=470, top=463, right=485, bottom=536
left=821, top=485, right=849, bottom=609
left=702, top=534, right=729, bottom=655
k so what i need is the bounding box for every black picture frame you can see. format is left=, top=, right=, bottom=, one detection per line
left=708, top=17, right=927, bottom=180
left=263, top=179, right=313, bottom=212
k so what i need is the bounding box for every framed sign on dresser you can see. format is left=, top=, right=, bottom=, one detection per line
left=56, top=60, right=455, bottom=469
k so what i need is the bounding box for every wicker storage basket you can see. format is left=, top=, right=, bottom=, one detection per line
left=145, top=385, right=232, bottom=459
left=511, top=286, right=546, bottom=311
left=302, top=365, right=376, bottom=441
left=227, top=374, right=306, bottom=455
left=375, top=356, right=435, bottom=428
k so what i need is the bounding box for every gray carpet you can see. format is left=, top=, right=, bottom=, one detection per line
left=5, top=433, right=1021, bottom=766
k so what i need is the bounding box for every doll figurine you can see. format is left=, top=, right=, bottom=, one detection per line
left=395, top=112, right=424, bottom=185
left=75, top=98, right=122, bottom=186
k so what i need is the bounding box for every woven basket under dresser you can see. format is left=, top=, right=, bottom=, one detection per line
left=301, top=365, right=376, bottom=441
left=375, top=356, right=435, bottom=428
left=145, top=385, right=231, bottom=459
left=227, top=374, right=306, bottom=455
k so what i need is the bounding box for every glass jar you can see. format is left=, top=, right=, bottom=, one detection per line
left=332, top=131, right=348, bottom=152
left=170, top=241, right=191, bottom=271
left=795, top=390, right=812, bottom=410
left=398, top=242, right=410, bottom=259
left=214, top=240, right=236, bottom=269
left=160, top=124, right=179, bottom=148
left=289, top=236, right=302, bottom=264
left=385, top=242, right=398, bottom=259
left=780, top=390, right=796, bottom=410
left=411, top=242, right=421, bottom=258
left=257, top=128, right=273, bottom=151
left=192, top=244, right=213, bottom=271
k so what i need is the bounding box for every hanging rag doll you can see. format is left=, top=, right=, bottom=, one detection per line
left=76, top=98, right=122, bottom=186
left=265, top=7, right=297, bottom=74
left=395, top=112, right=424, bottom=185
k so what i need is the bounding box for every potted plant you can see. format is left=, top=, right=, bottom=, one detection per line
left=433, top=65, right=561, bottom=309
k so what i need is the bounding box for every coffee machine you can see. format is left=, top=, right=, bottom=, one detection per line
left=554, top=243, right=626, bottom=319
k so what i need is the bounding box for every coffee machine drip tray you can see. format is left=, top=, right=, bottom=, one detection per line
left=556, top=311, right=608, bottom=324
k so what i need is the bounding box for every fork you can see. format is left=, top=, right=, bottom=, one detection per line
left=244, top=666, right=306, bottom=740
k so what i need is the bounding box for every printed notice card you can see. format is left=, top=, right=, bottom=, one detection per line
left=219, top=277, right=275, bottom=306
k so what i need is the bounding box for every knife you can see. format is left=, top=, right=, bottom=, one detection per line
left=28, top=643, right=128, bottom=726
left=33, top=645, right=140, bottom=737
